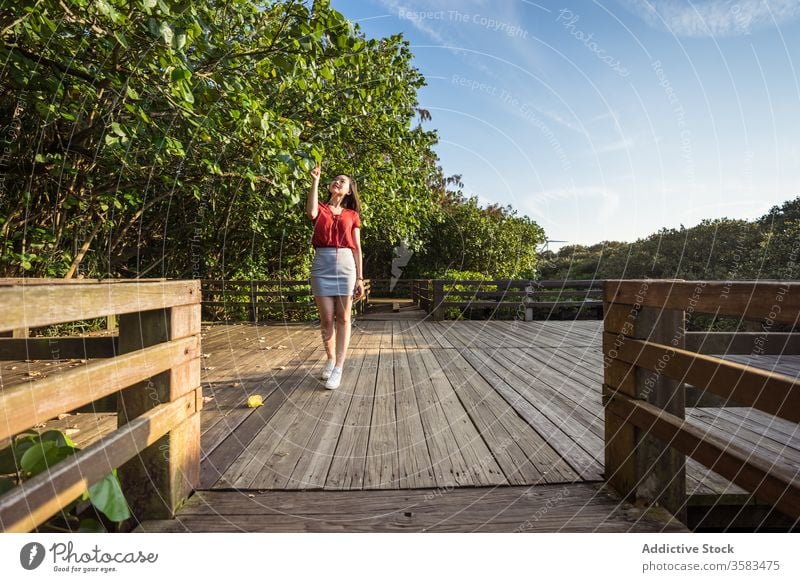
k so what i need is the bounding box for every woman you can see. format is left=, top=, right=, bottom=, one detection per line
left=306, top=163, right=365, bottom=389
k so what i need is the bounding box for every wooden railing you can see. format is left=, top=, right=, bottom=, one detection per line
left=603, top=279, right=800, bottom=524
left=201, top=278, right=371, bottom=321
left=410, top=279, right=603, bottom=321
left=0, top=279, right=202, bottom=531
left=367, top=278, right=414, bottom=298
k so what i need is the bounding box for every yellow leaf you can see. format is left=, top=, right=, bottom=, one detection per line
left=247, top=395, right=263, bottom=408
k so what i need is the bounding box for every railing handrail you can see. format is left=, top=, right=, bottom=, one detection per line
left=0, top=279, right=202, bottom=532
left=603, top=279, right=800, bottom=523
left=200, top=278, right=371, bottom=321
left=411, top=278, right=604, bottom=321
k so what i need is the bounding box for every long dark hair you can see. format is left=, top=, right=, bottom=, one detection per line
left=328, top=174, right=361, bottom=214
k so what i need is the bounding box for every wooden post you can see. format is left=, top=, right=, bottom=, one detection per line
left=432, top=280, right=444, bottom=321
left=117, top=303, right=202, bottom=521
left=12, top=327, right=28, bottom=338
left=251, top=281, right=258, bottom=323
left=524, top=283, right=535, bottom=322
left=605, top=305, right=687, bottom=524
left=106, top=314, right=117, bottom=332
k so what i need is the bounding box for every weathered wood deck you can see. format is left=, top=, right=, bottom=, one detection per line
left=5, top=318, right=797, bottom=531
left=197, top=320, right=605, bottom=492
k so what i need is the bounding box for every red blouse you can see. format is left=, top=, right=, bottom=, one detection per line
left=311, top=201, right=362, bottom=250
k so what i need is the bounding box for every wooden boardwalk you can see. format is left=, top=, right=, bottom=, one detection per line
left=198, top=320, right=607, bottom=491
left=5, top=318, right=797, bottom=531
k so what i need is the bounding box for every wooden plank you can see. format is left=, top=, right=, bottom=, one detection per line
left=325, top=349, right=379, bottom=489
left=430, top=349, right=551, bottom=485
left=723, top=406, right=800, bottom=441
left=606, top=394, right=800, bottom=519
left=502, top=348, right=603, bottom=423
left=0, top=391, right=197, bottom=532
left=403, top=348, right=475, bottom=487
left=223, top=352, right=331, bottom=489
left=417, top=349, right=506, bottom=486
left=117, top=305, right=202, bottom=521
left=604, top=302, right=638, bottom=335
left=0, top=412, right=117, bottom=453
left=199, top=326, right=318, bottom=453
left=220, top=352, right=329, bottom=489
left=135, top=483, right=687, bottom=533
left=424, top=321, right=454, bottom=349
left=686, top=332, right=800, bottom=355
left=0, top=337, right=118, bottom=360
left=723, top=354, right=800, bottom=378
left=605, top=332, right=800, bottom=422
left=202, top=345, right=320, bottom=489
left=393, top=348, right=436, bottom=488
left=286, top=350, right=366, bottom=489
left=0, top=278, right=166, bottom=286
left=440, top=300, right=602, bottom=309
left=0, top=335, right=199, bottom=441
left=526, top=346, right=604, bottom=392
left=379, top=321, right=394, bottom=349
left=605, top=280, right=800, bottom=325
left=461, top=348, right=601, bottom=481
left=686, top=408, right=800, bottom=471
left=478, top=348, right=605, bottom=465
left=0, top=280, right=200, bottom=333
left=364, top=349, right=399, bottom=488
left=632, top=307, right=686, bottom=523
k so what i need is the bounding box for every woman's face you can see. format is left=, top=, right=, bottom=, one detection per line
left=329, top=175, right=351, bottom=196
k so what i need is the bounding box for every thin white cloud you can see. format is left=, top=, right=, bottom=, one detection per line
left=377, top=0, right=449, bottom=45
left=620, top=0, right=800, bottom=37
left=374, top=0, right=498, bottom=76
left=595, top=136, right=635, bottom=153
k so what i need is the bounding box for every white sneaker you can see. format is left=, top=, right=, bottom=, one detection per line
left=321, top=359, right=335, bottom=380
left=325, top=367, right=343, bottom=390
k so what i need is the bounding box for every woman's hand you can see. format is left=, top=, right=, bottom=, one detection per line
left=354, top=279, right=365, bottom=299
left=311, top=163, right=321, bottom=182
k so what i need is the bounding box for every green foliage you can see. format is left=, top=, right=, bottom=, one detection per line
left=538, top=204, right=800, bottom=281
left=408, top=190, right=546, bottom=280
left=0, top=430, right=130, bottom=531
left=0, top=0, right=443, bottom=280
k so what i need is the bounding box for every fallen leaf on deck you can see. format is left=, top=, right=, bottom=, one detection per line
left=246, top=395, right=263, bottom=408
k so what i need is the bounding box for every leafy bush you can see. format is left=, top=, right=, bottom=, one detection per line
left=0, top=430, right=130, bottom=532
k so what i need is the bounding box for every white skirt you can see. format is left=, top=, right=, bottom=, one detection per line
left=310, top=247, right=356, bottom=296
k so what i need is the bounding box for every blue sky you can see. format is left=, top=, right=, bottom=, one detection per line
left=329, top=0, right=800, bottom=248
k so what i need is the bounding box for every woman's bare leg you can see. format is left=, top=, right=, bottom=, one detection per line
left=314, top=295, right=336, bottom=360
left=333, top=295, right=353, bottom=368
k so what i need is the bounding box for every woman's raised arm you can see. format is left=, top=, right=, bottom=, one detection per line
left=306, top=164, right=322, bottom=220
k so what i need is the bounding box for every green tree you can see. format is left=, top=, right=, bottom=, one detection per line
left=1, top=0, right=441, bottom=279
